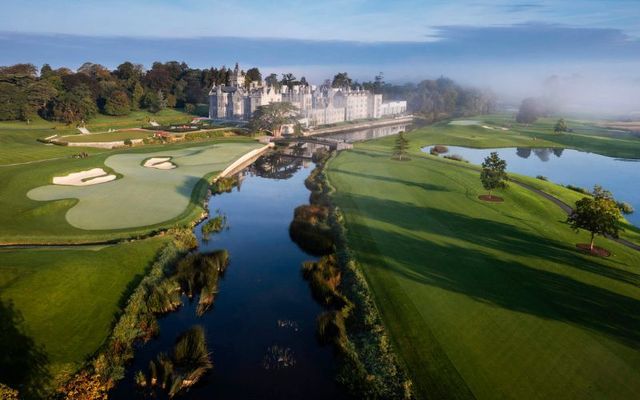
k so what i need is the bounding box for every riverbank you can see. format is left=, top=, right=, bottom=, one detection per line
left=0, top=138, right=263, bottom=245
left=306, top=116, right=414, bottom=137
left=403, top=116, right=640, bottom=159
left=326, top=137, right=640, bottom=399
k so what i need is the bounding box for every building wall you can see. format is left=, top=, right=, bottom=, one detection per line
left=208, top=65, right=406, bottom=125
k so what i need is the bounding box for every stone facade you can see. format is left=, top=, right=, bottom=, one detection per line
left=209, top=63, right=407, bottom=126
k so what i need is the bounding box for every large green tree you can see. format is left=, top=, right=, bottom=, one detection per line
left=249, top=102, right=298, bottom=137
left=104, top=90, right=131, bottom=116
left=567, top=186, right=622, bottom=252
left=480, top=152, right=508, bottom=199
left=332, top=72, right=352, bottom=88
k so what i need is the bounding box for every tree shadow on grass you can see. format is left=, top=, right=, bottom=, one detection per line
left=341, top=195, right=640, bottom=347
left=0, top=299, right=51, bottom=399
left=341, top=193, right=640, bottom=287
left=331, top=168, right=450, bottom=194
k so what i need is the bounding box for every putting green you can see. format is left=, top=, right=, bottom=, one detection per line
left=27, top=142, right=261, bottom=230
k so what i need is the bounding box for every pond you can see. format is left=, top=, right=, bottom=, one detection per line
left=111, top=154, right=347, bottom=399
left=422, top=145, right=640, bottom=226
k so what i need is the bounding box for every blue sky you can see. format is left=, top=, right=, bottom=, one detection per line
left=1, top=0, right=639, bottom=41
left=1, top=1, right=639, bottom=110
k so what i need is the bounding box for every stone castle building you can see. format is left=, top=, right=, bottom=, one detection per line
left=209, top=63, right=407, bottom=126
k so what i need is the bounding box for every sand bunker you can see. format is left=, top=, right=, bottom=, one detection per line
left=143, top=157, right=176, bottom=170
left=449, top=120, right=480, bottom=126
left=53, top=168, right=116, bottom=186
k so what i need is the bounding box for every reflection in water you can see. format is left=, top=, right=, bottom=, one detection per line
left=324, top=123, right=409, bottom=143
left=249, top=152, right=304, bottom=180
left=516, top=148, right=531, bottom=159
left=515, top=147, right=564, bottom=161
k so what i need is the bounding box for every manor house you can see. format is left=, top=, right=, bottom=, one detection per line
left=209, top=64, right=407, bottom=126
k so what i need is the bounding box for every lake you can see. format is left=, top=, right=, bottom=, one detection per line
left=422, top=145, right=640, bottom=226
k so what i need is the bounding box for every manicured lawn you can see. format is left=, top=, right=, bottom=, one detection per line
left=0, top=138, right=259, bottom=243
left=0, top=109, right=196, bottom=165
left=27, top=141, right=262, bottom=230
left=59, top=130, right=152, bottom=143
left=0, top=237, right=167, bottom=388
left=327, top=143, right=640, bottom=399
left=408, top=115, right=640, bottom=159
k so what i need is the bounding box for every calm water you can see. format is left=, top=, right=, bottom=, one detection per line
left=325, top=123, right=409, bottom=142
left=423, top=146, right=640, bottom=226
left=112, top=155, right=346, bottom=399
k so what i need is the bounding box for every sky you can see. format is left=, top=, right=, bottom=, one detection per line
left=1, top=0, right=639, bottom=112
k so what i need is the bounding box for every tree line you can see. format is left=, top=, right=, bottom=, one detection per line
left=0, top=62, right=264, bottom=124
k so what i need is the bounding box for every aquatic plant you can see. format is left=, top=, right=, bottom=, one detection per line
left=167, top=326, right=213, bottom=397
left=443, top=154, right=468, bottom=162
left=146, top=279, right=181, bottom=314
left=289, top=205, right=334, bottom=255
left=174, top=250, right=229, bottom=316
left=262, top=345, right=297, bottom=370
left=201, top=211, right=228, bottom=239
left=134, top=370, right=147, bottom=388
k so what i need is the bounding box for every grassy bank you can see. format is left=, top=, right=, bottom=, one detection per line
left=0, top=109, right=197, bottom=165
left=0, top=138, right=259, bottom=244
left=0, top=237, right=168, bottom=393
left=406, top=115, right=640, bottom=159
left=326, top=140, right=640, bottom=399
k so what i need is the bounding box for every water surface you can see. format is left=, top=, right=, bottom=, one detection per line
left=423, top=145, right=640, bottom=226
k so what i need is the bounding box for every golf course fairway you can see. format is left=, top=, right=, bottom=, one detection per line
left=326, top=141, right=640, bottom=400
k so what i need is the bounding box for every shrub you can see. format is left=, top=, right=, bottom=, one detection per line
left=536, top=175, right=548, bottom=181
left=443, top=154, right=467, bottom=162
left=123, top=138, right=133, bottom=146
left=201, top=212, right=227, bottom=238
left=317, top=311, right=348, bottom=349
left=431, top=145, right=449, bottom=154
left=565, top=184, right=589, bottom=194
left=212, top=177, right=238, bottom=193
left=617, top=201, right=635, bottom=215
left=0, top=384, right=19, bottom=400
left=290, top=205, right=334, bottom=255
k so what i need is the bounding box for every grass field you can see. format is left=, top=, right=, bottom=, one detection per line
left=409, top=115, right=640, bottom=159
left=0, top=109, right=196, bottom=165
left=327, top=138, right=640, bottom=399
left=27, top=141, right=261, bottom=230
left=59, top=130, right=153, bottom=143
left=0, top=237, right=167, bottom=389
left=0, top=138, right=259, bottom=243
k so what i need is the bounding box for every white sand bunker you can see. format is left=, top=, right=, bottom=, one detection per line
left=53, top=168, right=116, bottom=186
left=144, top=157, right=177, bottom=170
left=449, top=120, right=480, bottom=126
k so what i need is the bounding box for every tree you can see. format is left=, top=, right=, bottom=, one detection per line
left=265, top=73, right=280, bottom=89
left=280, top=73, right=297, bottom=88
left=554, top=118, right=568, bottom=133
left=567, top=186, right=622, bottom=252
left=104, top=90, right=131, bottom=116
left=249, top=102, right=298, bottom=137
left=480, top=152, right=508, bottom=199
left=392, top=132, right=410, bottom=161
left=49, top=84, right=97, bottom=123
left=131, top=81, right=144, bottom=110
left=244, top=67, right=262, bottom=88
left=516, top=97, right=542, bottom=124
left=142, top=90, right=161, bottom=113
left=332, top=72, right=352, bottom=88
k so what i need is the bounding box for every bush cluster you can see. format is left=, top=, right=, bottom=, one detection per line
left=298, top=152, right=414, bottom=399
left=443, top=154, right=467, bottom=162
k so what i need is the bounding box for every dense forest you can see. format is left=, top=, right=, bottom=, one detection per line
left=0, top=62, right=249, bottom=123
left=0, top=62, right=495, bottom=124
